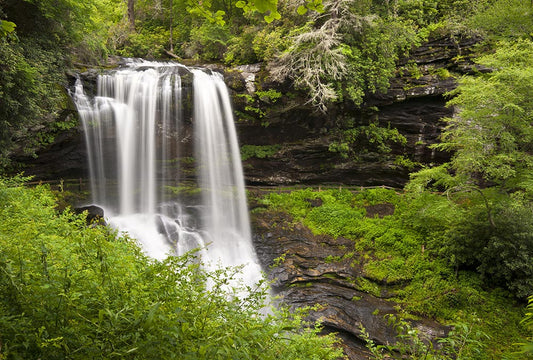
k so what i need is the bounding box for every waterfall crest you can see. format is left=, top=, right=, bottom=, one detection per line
left=73, top=60, right=262, bottom=286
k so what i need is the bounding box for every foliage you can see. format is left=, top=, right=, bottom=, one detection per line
left=362, top=315, right=489, bottom=360
left=118, top=26, right=171, bottom=59
left=0, top=19, right=15, bottom=38
left=519, top=296, right=533, bottom=354
left=241, top=144, right=282, bottom=161
left=0, top=36, right=68, bottom=169
left=0, top=177, right=345, bottom=359
left=403, top=37, right=533, bottom=301
left=435, top=39, right=533, bottom=190
left=468, top=0, right=533, bottom=41
left=251, top=26, right=289, bottom=62
left=224, top=25, right=261, bottom=64
left=259, top=188, right=528, bottom=357
left=184, top=21, right=230, bottom=61
left=268, top=0, right=423, bottom=110
left=328, top=120, right=407, bottom=159
left=0, top=0, right=112, bottom=170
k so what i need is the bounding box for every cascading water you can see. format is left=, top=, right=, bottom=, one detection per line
left=72, top=60, right=262, bottom=287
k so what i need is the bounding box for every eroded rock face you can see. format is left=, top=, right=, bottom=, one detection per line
left=252, top=209, right=449, bottom=359
left=230, top=35, right=481, bottom=187
left=16, top=35, right=478, bottom=188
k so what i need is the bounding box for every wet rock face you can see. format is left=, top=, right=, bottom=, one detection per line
left=232, top=35, right=480, bottom=187
left=252, top=209, right=449, bottom=359
left=17, top=35, right=477, bottom=188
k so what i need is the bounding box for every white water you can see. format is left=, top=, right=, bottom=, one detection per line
left=73, top=60, right=262, bottom=288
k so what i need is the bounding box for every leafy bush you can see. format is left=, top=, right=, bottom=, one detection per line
left=252, top=26, right=289, bottom=61
left=328, top=122, right=407, bottom=159
left=119, top=26, right=171, bottom=58
left=448, top=196, right=533, bottom=298
left=0, top=177, right=345, bottom=359
left=241, top=144, right=282, bottom=161
left=183, top=21, right=229, bottom=61
left=468, top=0, right=533, bottom=40
left=402, top=187, right=533, bottom=299
left=224, top=25, right=260, bottom=65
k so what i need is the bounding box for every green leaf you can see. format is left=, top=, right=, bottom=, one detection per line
left=253, top=0, right=278, bottom=13
left=297, top=5, right=308, bottom=15
left=264, top=10, right=281, bottom=23
left=0, top=20, right=16, bottom=35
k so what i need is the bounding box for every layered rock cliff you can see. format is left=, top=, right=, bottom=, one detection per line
left=16, top=35, right=480, bottom=188
left=251, top=205, right=449, bottom=359
left=230, top=35, right=481, bottom=187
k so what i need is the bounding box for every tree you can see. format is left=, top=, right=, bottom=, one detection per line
left=268, top=0, right=418, bottom=111
left=407, top=39, right=533, bottom=299
left=128, top=0, right=135, bottom=30
left=435, top=39, right=533, bottom=191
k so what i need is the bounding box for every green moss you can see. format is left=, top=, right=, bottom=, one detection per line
left=259, top=187, right=529, bottom=357
left=240, top=144, right=281, bottom=161
left=355, top=277, right=381, bottom=297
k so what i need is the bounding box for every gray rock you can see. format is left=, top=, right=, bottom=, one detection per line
left=252, top=209, right=449, bottom=359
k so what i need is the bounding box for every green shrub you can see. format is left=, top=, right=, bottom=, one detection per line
left=119, top=27, right=171, bottom=58
left=252, top=26, right=289, bottom=61
left=224, top=25, right=260, bottom=65
left=328, top=122, right=407, bottom=160
left=0, top=177, right=344, bottom=359
left=240, top=144, right=281, bottom=161
left=183, top=21, right=229, bottom=61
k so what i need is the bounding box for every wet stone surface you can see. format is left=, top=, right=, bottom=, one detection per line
left=252, top=209, right=449, bottom=359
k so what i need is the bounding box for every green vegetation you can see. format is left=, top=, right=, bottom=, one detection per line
left=328, top=120, right=407, bottom=160
left=0, top=177, right=344, bottom=359
left=241, top=144, right=282, bottom=161
left=362, top=315, right=490, bottom=360
left=258, top=187, right=529, bottom=358
left=1, top=0, right=533, bottom=358
left=0, top=0, right=110, bottom=169
left=521, top=296, right=533, bottom=354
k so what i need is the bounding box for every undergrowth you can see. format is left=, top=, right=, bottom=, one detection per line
left=0, top=177, right=344, bottom=360
left=258, top=187, right=530, bottom=359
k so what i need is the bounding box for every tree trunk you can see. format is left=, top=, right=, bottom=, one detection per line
left=127, top=0, right=135, bottom=31
left=169, top=0, right=173, bottom=52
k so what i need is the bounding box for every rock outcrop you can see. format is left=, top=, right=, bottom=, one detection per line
left=16, top=35, right=479, bottom=188
left=230, top=35, right=481, bottom=187
left=252, top=208, right=449, bottom=359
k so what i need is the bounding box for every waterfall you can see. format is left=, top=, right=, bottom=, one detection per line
left=72, top=60, right=262, bottom=287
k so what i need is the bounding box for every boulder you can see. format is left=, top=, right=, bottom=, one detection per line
left=74, top=204, right=105, bottom=225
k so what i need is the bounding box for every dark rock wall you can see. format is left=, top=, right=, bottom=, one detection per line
left=15, top=35, right=478, bottom=187
left=230, top=35, right=481, bottom=187
left=252, top=207, right=449, bottom=359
